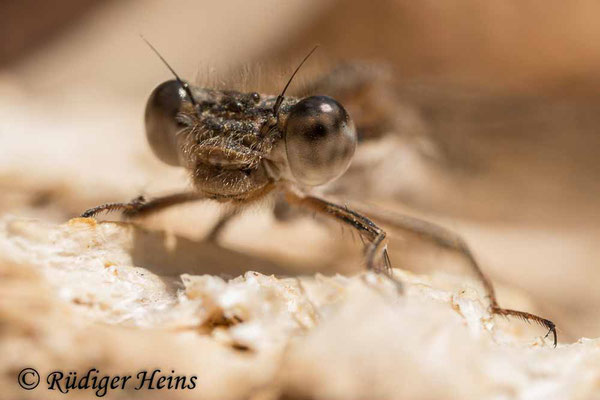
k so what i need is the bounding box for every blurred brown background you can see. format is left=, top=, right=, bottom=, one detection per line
left=1, top=0, right=599, bottom=341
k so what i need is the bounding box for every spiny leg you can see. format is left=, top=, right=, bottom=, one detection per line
left=80, top=192, right=206, bottom=219
left=284, top=190, right=401, bottom=292
left=361, top=207, right=557, bottom=346
left=204, top=207, right=241, bottom=242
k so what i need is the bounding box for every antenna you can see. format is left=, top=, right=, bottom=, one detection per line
left=273, top=45, right=319, bottom=116
left=140, top=35, right=198, bottom=108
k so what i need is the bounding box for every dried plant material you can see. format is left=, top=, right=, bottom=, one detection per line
left=1, top=217, right=597, bottom=399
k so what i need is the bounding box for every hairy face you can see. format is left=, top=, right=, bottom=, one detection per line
left=145, top=79, right=356, bottom=201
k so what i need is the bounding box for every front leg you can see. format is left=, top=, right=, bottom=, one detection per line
left=80, top=192, right=206, bottom=219
left=359, top=205, right=557, bottom=347
left=284, top=190, right=400, bottom=290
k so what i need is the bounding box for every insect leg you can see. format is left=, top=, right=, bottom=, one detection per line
left=284, top=190, right=401, bottom=290
left=204, top=207, right=241, bottom=242
left=363, top=208, right=557, bottom=347
left=80, top=192, right=206, bottom=219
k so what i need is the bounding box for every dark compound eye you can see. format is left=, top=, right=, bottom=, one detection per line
left=284, top=96, right=357, bottom=186
left=144, top=80, right=189, bottom=166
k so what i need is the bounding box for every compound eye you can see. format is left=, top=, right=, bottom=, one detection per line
left=144, top=80, right=189, bottom=166
left=284, top=96, right=357, bottom=186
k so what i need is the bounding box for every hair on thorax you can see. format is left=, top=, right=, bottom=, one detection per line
left=193, top=49, right=331, bottom=98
